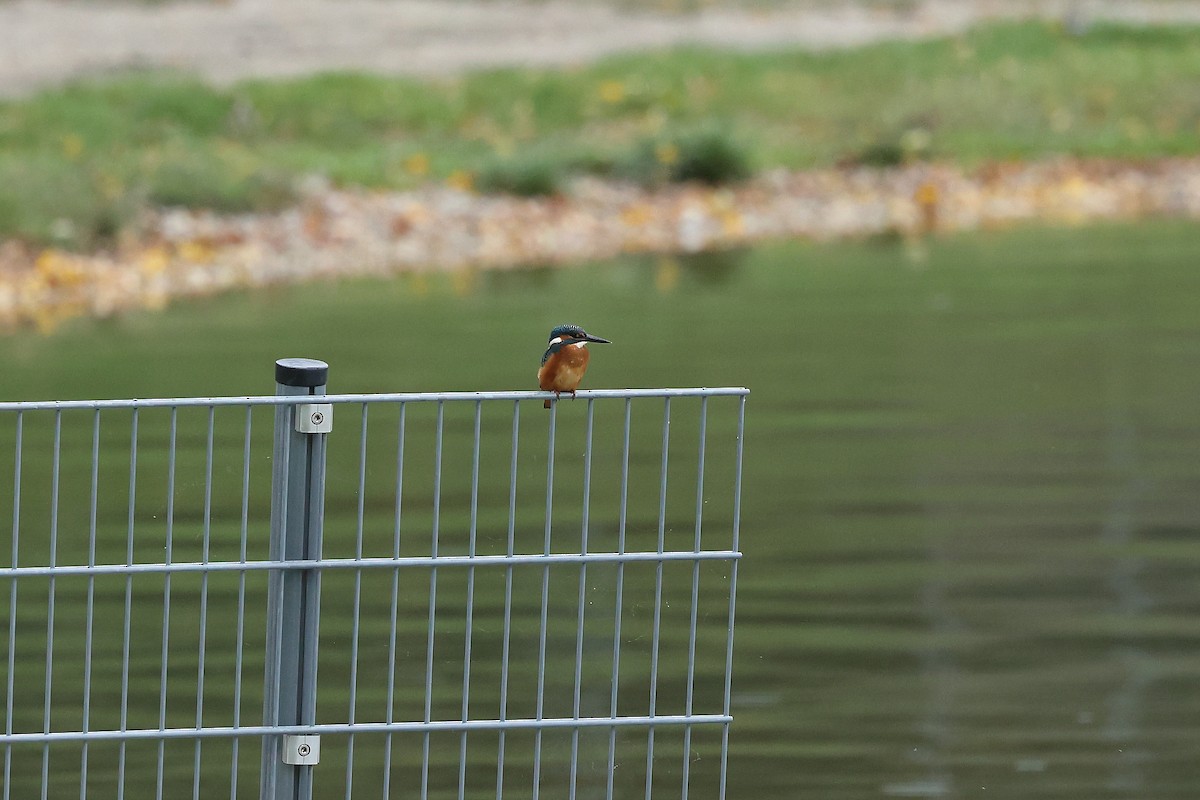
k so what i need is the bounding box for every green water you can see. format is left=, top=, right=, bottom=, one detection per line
left=3, top=221, right=1200, bottom=799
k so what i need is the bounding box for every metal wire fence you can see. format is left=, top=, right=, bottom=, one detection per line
left=0, top=358, right=746, bottom=800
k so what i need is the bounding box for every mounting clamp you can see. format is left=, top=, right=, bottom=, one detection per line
left=281, top=734, right=321, bottom=766
left=295, top=403, right=333, bottom=434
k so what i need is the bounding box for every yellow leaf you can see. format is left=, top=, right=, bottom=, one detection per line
left=655, top=257, right=680, bottom=293
left=720, top=210, right=744, bottom=237
left=446, top=170, right=475, bottom=192
left=621, top=204, right=653, bottom=226
left=404, top=153, right=430, bottom=177
left=598, top=80, right=626, bottom=104
left=140, top=246, right=171, bottom=275
left=61, top=134, right=84, bottom=161
left=35, top=249, right=65, bottom=275
left=655, top=143, right=679, bottom=166
left=913, top=182, right=940, bottom=207
left=178, top=240, right=214, bottom=263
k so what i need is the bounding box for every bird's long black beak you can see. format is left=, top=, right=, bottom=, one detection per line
left=583, top=333, right=611, bottom=344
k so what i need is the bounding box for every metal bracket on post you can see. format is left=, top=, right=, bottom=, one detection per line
left=282, top=735, right=321, bottom=766
left=262, top=358, right=329, bottom=800
left=295, top=403, right=333, bottom=434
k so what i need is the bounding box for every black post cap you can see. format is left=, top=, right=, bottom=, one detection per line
left=275, top=358, right=329, bottom=388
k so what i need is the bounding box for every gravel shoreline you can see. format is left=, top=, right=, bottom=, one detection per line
left=4, top=1, right=1200, bottom=331
left=4, top=157, right=1199, bottom=331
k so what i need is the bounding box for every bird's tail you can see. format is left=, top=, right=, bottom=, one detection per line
left=543, top=399, right=552, bottom=409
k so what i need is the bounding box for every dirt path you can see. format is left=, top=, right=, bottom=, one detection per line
left=3, top=0, right=1200, bottom=97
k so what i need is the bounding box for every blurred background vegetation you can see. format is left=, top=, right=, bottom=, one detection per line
left=1, top=20, right=1198, bottom=248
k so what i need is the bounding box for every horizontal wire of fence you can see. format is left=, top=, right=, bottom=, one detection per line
left=0, top=386, right=748, bottom=413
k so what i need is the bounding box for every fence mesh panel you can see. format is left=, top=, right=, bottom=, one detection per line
left=0, top=385, right=745, bottom=800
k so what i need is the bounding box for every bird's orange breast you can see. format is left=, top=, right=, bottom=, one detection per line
left=538, top=344, right=591, bottom=392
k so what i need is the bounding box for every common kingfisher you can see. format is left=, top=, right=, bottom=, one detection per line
left=537, top=324, right=611, bottom=408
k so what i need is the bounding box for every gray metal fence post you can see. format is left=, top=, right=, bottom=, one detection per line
left=261, top=358, right=331, bottom=800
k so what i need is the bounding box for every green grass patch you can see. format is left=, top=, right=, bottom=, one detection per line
left=477, top=151, right=564, bottom=196
left=611, top=125, right=753, bottom=185
left=143, top=144, right=294, bottom=212
left=1, top=20, right=1198, bottom=246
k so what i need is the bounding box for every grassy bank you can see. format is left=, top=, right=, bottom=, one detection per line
left=1, top=20, right=1198, bottom=248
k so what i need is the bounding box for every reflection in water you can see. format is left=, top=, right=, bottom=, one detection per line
left=677, top=248, right=747, bottom=286
left=655, top=256, right=682, bottom=293
left=482, top=264, right=557, bottom=293
left=901, top=538, right=959, bottom=799
left=1101, top=308, right=1149, bottom=796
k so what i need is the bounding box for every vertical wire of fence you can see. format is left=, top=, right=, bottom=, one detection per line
left=0, top=360, right=746, bottom=800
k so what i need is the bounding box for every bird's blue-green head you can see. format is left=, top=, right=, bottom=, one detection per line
left=547, top=324, right=611, bottom=345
